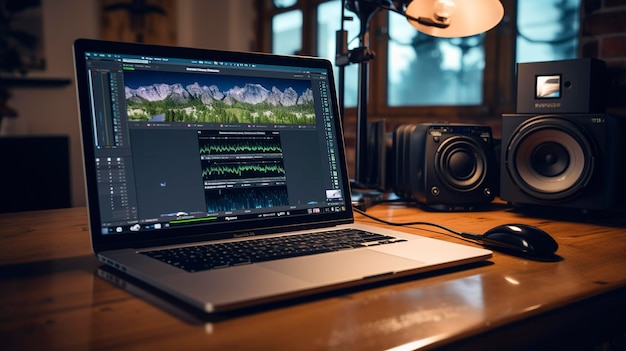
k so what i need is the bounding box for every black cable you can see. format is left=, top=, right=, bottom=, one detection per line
left=353, top=207, right=482, bottom=242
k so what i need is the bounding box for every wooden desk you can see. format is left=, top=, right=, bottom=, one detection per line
left=2, top=204, right=626, bottom=350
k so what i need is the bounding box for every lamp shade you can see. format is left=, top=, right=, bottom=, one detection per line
left=405, top=0, right=504, bottom=38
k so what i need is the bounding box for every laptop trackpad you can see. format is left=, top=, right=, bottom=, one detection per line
left=259, top=248, right=425, bottom=284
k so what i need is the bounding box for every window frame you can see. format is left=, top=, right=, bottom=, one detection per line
left=258, top=0, right=519, bottom=146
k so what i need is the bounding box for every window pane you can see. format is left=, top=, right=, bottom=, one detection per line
left=273, top=0, right=297, bottom=8
left=317, top=0, right=360, bottom=108
left=517, top=0, right=579, bottom=63
left=387, top=13, right=485, bottom=106
left=272, top=10, right=302, bottom=55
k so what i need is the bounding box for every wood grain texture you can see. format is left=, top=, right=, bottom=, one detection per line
left=1, top=204, right=625, bottom=350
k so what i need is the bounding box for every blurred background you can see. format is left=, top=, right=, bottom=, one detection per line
left=1, top=0, right=624, bottom=210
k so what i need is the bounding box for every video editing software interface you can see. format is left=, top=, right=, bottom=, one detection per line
left=82, top=51, right=346, bottom=235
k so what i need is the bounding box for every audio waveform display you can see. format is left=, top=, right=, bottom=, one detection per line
left=199, top=138, right=282, bottom=155
left=198, top=131, right=289, bottom=212
left=202, top=161, right=286, bottom=180
left=206, top=186, right=289, bottom=212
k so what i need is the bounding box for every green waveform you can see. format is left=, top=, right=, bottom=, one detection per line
left=199, top=142, right=282, bottom=154
left=202, top=162, right=286, bottom=177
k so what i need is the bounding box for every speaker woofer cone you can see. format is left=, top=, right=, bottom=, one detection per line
left=436, top=136, right=486, bottom=192
left=505, top=116, right=595, bottom=201
left=531, top=142, right=570, bottom=177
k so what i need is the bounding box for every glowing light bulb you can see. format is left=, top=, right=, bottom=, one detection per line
left=433, top=0, right=456, bottom=22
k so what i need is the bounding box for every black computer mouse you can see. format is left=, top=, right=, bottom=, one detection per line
left=481, top=224, right=558, bottom=258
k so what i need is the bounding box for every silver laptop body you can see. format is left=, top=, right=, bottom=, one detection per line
left=73, top=39, right=491, bottom=313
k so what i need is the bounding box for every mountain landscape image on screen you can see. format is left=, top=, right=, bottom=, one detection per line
left=125, top=74, right=316, bottom=125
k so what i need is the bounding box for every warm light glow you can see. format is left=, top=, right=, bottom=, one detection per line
left=433, top=0, right=456, bottom=22
left=504, top=276, right=520, bottom=285
left=406, top=0, right=504, bottom=38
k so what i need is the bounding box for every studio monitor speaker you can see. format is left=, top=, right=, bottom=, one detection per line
left=392, top=123, right=498, bottom=210
left=500, top=114, right=626, bottom=210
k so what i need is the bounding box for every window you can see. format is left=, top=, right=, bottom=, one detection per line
left=387, top=19, right=485, bottom=106
left=261, top=0, right=580, bottom=115
left=273, top=0, right=297, bottom=7
left=315, top=1, right=360, bottom=108
left=516, top=0, right=579, bottom=63
left=272, top=10, right=303, bottom=55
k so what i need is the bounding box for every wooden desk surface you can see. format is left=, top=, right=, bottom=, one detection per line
left=2, top=204, right=626, bottom=350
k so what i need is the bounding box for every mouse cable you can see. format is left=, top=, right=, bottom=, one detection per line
left=352, top=207, right=483, bottom=242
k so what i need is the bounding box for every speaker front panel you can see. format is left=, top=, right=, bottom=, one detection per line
left=435, top=135, right=489, bottom=193
left=393, top=123, right=497, bottom=209
left=500, top=114, right=623, bottom=210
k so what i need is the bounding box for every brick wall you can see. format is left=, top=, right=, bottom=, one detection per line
left=581, top=0, right=626, bottom=115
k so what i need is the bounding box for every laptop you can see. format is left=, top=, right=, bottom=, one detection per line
left=73, top=38, right=492, bottom=313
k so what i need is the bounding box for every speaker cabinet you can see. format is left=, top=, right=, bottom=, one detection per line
left=500, top=114, right=626, bottom=210
left=392, top=123, right=498, bottom=210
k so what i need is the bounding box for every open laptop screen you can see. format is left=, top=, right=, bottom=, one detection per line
left=74, top=40, right=352, bottom=249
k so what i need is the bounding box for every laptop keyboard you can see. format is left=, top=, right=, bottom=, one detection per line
left=141, top=229, right=407, bottom=273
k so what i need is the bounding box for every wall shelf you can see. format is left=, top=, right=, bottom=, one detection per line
left=0, top=77, right=72, bottom=88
